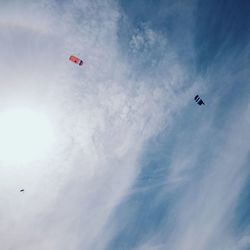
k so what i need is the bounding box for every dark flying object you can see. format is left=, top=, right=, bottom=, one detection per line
left=69, top=55, right=83, bottom=66
left=20, top=189, right=24, bottom=192
left=194, top=95, right=205, bottom=105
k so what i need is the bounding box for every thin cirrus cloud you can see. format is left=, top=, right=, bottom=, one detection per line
left=104, top=0, right=250, bottom=250
left=1, top=0, right=248, bottom=249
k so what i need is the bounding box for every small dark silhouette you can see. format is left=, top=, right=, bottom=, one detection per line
left=20, top=189, right=24, bottom=192
left=194, top=95, right=205, bottom=105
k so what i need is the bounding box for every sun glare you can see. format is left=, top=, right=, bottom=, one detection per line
left=0, top=108, right=55, bottom=165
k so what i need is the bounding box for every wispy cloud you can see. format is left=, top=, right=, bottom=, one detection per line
left=1, top=1, right=248, bottom=250
left=104, top=1, right=250, bottom=249
left=0, top=1, right=193, bottom=249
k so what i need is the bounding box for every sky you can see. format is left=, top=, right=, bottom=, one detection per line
left=0, top=0, right=249, bottom=249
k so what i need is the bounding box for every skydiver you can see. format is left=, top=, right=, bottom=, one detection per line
left=194, top=95, right=205, bottom=105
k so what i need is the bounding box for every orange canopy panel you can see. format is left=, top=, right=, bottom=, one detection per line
left=69, top=55, right=83, bottom=66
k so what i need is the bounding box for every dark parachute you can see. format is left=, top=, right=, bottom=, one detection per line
left=69, top=55, right=83, bottom=66
left=194, top=95, right=205, bottom=105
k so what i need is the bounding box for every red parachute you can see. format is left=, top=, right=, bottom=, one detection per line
left=69, top=55, right=83, bottom=66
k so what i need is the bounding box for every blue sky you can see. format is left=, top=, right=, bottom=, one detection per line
left=107, top=0, right=250, bottom=249
left=0, top=0, right=249, bottom=250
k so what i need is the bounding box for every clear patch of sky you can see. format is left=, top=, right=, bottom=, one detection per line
left=194, top=0, right=250, bottom=74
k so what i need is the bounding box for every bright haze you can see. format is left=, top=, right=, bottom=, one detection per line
left=0, top=1, right=249, bottom=250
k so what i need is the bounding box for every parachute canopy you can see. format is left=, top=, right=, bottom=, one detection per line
left=194, top=95, right=205, bottom=105
left=69, top=55, right=83, bottom=66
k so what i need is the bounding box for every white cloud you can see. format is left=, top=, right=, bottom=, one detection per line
left=2, top=1, right=248, bottom=250
left=0, top=1, right=192, bottom=249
